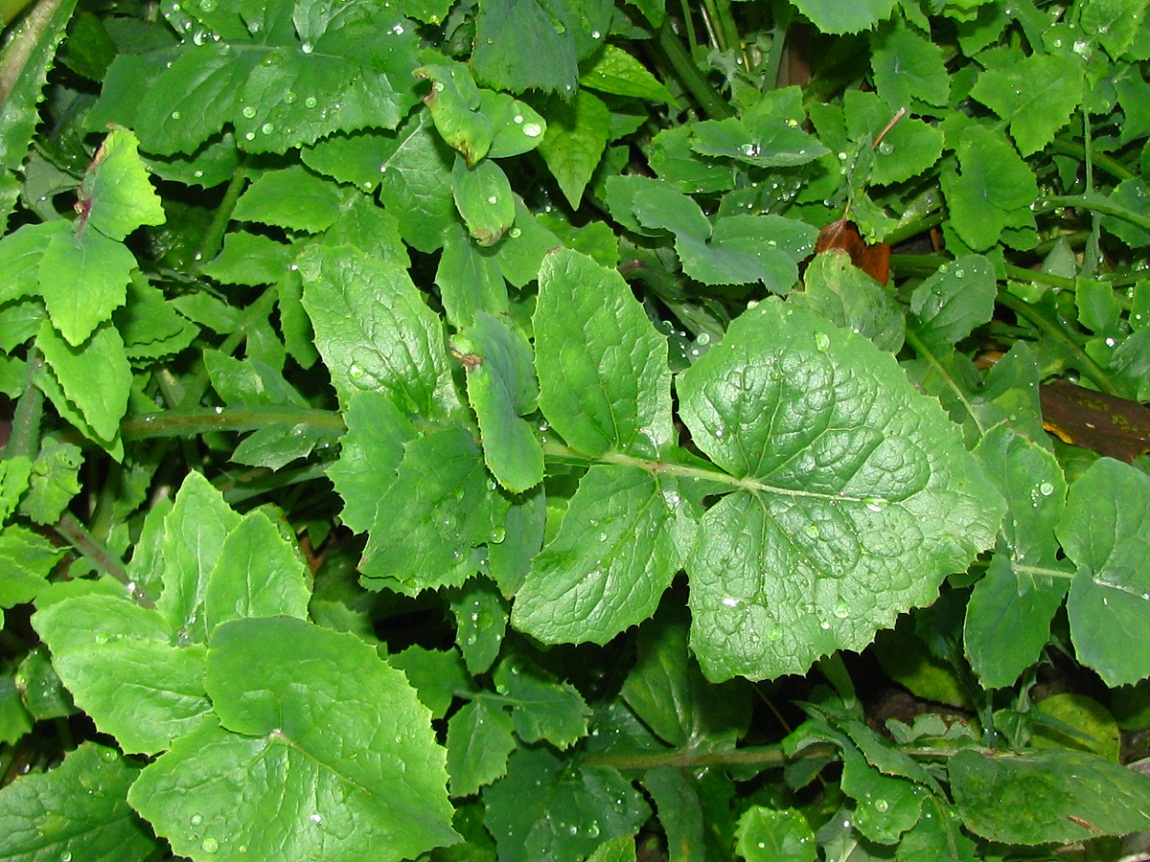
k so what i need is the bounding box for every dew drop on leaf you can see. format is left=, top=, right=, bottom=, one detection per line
left=201, top=838, right=219, bottom=853
left=522, top=123, right=542, bottom=138
left=241, top=106, right=256, bottom=119
left=1039, top=482, right=1054, bottom=496
left=304, top=96, right=318, bottom=108
left=878, top=141, right=894, bottom=156
left=833, top=602, right=850, bottom=619
left=190, top=814, right=203, bottom=826
left=301, top=42, right=314, bottom=53
left=815, top=332, right=831, bottom=352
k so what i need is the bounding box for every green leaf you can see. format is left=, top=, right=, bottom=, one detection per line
left=374, top=114, right=457, bottom=252
left=479, top=90, right=548, bottom=159
left=870, top=19, right=950, bottom=108
left=691, top=88, right=827, bottom=168
left=535, top=249, right=673, bottom=457
left=842, top=90, right=944, bottom=186
left=449, top=577, right=508, bottom=675
left=0, top=743, right=157, bottom=861
left=416, top=63, right=492, bottom=165
left=20, top=440, right=82, bottom=525
left=941, top=125, right=1038, bottom=251
left=734, top=807, right=817, bottom=862
left=390, top=646, right=472, bottom=719
left=81, top=128, right=166, bottom=241
left=967, top=427, right=1071, bottom=688
left=788, top=0, right=897, bottom=34
left=840, top=744, right=922, bottom=843
left=155, top=471, right=243, bottom=645
left=493, top=653, right=590, bottom=748
left=0, top=220, right=63, bottom=305
left=950, top=748, right=1150, bottom=843
left=483, top=746, right=649, bottom=862
left=38, top=225, right=136, bottom=347
left=1059, top=458, right=1150, bottom=686
left=678, top=300, right=1004, bottom=681
left=794, top=251, right=905, bottom=353
left=537, top=90, right=611, bottom=210
left=446, top=699, right=517, bottom=796
left=908, top=255, right=997, bottom=351
left=436, top=224, right=510, bottom=327
left=513, top=467, right=693, bottom=645
left=358, top=427, right=497, bottom=593
left=326, top=390, right=416, bottom=534
left=32, top=594, right=211, bottom=754
left=115, top=277, right=199, bottom=360
left=202, top=509, right=311, bottom=633
left=453, top=312, right=543, bottom=493
left=472, top=0, right=578, bottom=96
left=0, top=0, right=79, bottom=230
left=231, top=165, right=344, bottom=233
left=35, top=320, right=131, bottom=444
left=0, top=525, right=63, bottom=608
left=452, top=155, right=515, bottom=246
left=299, top=242, right=459, bottom=417
left=1079, top=0, right=1149, bottom=58
left=579, top=44, right=675, bottom=104
left=970, top=52, right=1083, bottom=156
left=130, top=6, right=421, bottom=156
left=129, top=618, right=458, bottom=862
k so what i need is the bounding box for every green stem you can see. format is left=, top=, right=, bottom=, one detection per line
left=194, top=155, right=250, bottom=269
left=1037, top=193, right=1150, bottom=233
left=3, top=348, right=44, bottom=459
left=761, top=4, right=793, bottom=90
left=655, top=16, right=734, bottom=119
left=1049, top=138, right=1135, bottom=182
left=903, top=328, right=985, bottom=435
left=53, top=512, right=153, bottom=608
left=121, top=406, right=345, bottom=440
left=0, top=0, right=66, bottom=100
left=581, top=742, right=819, bottom=771
left=996, top=291, right=1119, bottom=396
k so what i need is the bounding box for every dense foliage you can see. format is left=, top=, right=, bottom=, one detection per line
left=3, top=0, right=1150, bottom=859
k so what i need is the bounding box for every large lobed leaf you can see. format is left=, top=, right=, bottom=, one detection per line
left=679, top=300, right=1004, bottom=680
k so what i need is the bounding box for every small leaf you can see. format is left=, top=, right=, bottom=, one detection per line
left=80, top=128, right=166, bottom=241
left=483, top=746, right=648, bottom=862
left=416, top=63, right=492, bottom=164
left=513, top=467, right=693, bottom=645
left=231, top=166, right=344, bottom=233
left=493, top=653, right=590, bottom=748
left=447, top=700, right=517, bottom=796
left=454, top=313, right=543, bottom=492
left=908, top=254, right=997, bottom=350
left=537, top=89, right=611, bottom=209
left=35, top=320, right=131, bottom=444
left=788, top=0, right=897, bottom=34
left=38, top=226, right=136, bottom=347
left=299, top=242, right=460, bottom=417
left=870, top=20, right=950, bottom=108
left=130, top=618, right=459, bottom=862
left=1059, top=458, right=1150, bottom=685
left=735, top=807, right=817, bottom=862
left=950, top=748, right=1150, bottom=843
left=534, top=249, right=673, bottom=457
left=0, top=743, right=157, bottom=861
left=941, top=125, right=1038, bottom=251
left=32, top=595, right=211, bottom=754
left=472, top=0, right=579, bottom=96
left=971, top=52, right=1083, bottom=156
left=452, top=155, right=515, bottom=246
left=679, top=300, right=1004, bottom=681
left=579, top=44, right=675, bottom=103
left=795, top=251, right=903, bottom=353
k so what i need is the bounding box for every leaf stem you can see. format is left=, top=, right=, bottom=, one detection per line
left=194, top=154, right=250, bottom=269
left=902, top=328, right=985, bottom=435
left=1035, top=193, right=1150, bottom=233
left=53, top=512, right=153, bottom=608
left=581, top=741, right=821, bottom=771
left=995, top=291, right=1119, bottom=396
left=121, top=406, right=345, bottom=440
left=655, top=16, right=734, bottom=119
left=3, top=348, right=44, bottom=459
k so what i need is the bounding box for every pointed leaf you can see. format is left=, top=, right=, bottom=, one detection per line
left=472, top=0, right=578, bottom=96
left=38, top=227, right=135, bottom=346
left=537, top=90, right=611, bottom=209
left=678, top=300, right=1003, bottom=681
left=452, top=155, right=515, bottom=246
left=454, top=312, right=543, bottom=492
left=129, top=618, right=458, bottom=862
left=908, top=255, right=997, bottom=351
left=0, top=743, right=157, bottom=862
left=446, top=700, right=517, bottom=796
left=788, top=0, right=897, bottom=34
left=299, top=243, right=459, bottom=417
left=513, top=466, right=693, bottom=645
left=534, top=249, right=673, bottom=457
left=1059, top=458, right=1150, bottom=686
left=81, top=128, right=166, bottom=241
left=970, top=52, right=1083, bottom=156
left=231, top=165, right=344, bottom=233
left=35, top=319, right=131, bottom=443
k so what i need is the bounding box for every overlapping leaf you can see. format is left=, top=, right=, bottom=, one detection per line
left=678, top=300, right=1003, bottom=680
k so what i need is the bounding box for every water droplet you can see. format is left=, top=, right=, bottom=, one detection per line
left=190, top=814, right=203, bottom=826
left=874, top=798, right=889, bottom=813
left=878, top=141, right=894, bottom=156
left=304, top=96, right=318, bottom=108
left=768, top=626, right=783, bottom=641
left=833, top=602, right=850, bottom=619
left=696, top=332, right=711, bottom=346
left=261, top=123, right=274, bottom=134
left=722, top=596, right=740, bottom=608
left=241, top=105, right=256, bottom=119
left=244, top=132, right=255, bottom=141
left=864, top=497, right=887, bottom=513
left=806, top=525, right=820, bottom=538
left=284, top=91, right=296, bottom=103
left=201, top=838, right=219, bottom=853
left=301, top=42, right=314, bottom=54
left=509, top=227, right=521, bottom=238
left=170, top=110, right=182, bottom=120
left=522, top=122, right=542, bottom=137
left=820, top=620, right=831, bottom=630
left=597, top=532, right=607, bottom=541
left=815, top=332, right=831, bottom=352
left=310, top=813, right=322, bottom=824
left=1039, top=482, right=1054, bottom=496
